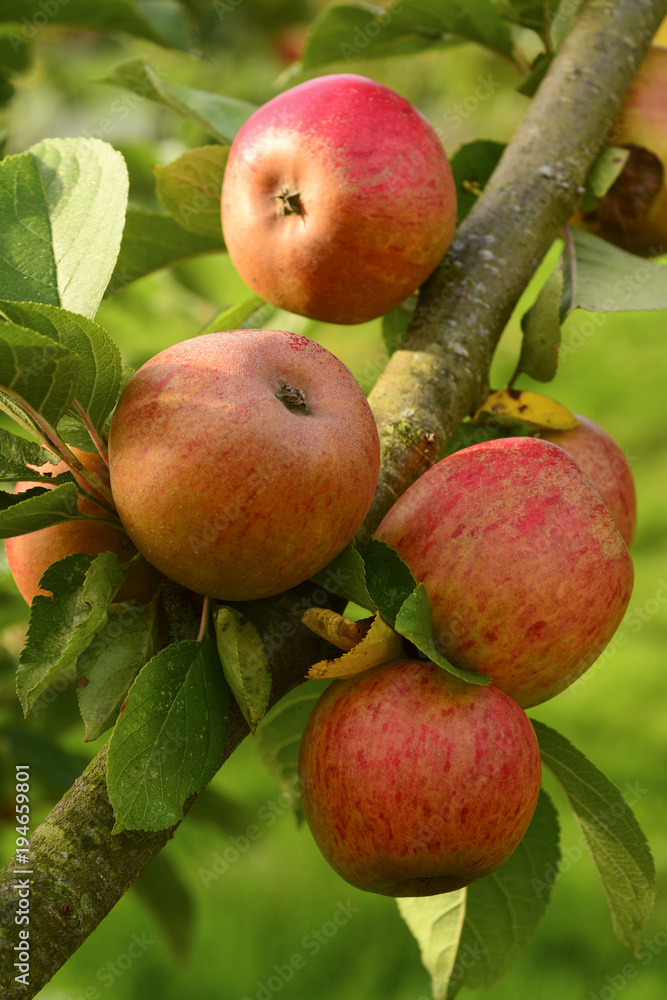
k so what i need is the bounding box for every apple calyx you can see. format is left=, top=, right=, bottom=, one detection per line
left=275, top=383, right=310, bottom=414
left=275, top=188, right=302, bottom=216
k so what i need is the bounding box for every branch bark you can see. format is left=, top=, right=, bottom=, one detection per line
left=362, top=0, right=667, bottom=538
left=2, top=0, right=666, bottom=994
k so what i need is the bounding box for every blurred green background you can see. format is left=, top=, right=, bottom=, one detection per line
left=0, top=3, right=665, bottom=999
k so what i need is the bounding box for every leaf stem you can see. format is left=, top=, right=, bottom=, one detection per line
left=562, top=224, right=577, bottom=319
left=72, top=400, right=110, bottom=465
left=197, top=596, right=211, bottom=643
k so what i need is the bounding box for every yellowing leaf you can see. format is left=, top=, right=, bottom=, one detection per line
left=474, top=389, right=580, bottom=432
left=307, top=612, right=403, bottom=679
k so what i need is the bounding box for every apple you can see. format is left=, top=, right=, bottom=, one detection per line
left=5, top=448, right=157, bottom=605
left=108, top=329, right=380, bottom=601
left=571, top=45, right=667, bottom=257
left=221, top=74, right=457, bottom=324
left=540, top=414, right=636, bottom=548
left=272, top=25, right=307, bottom=65
left=298, top=658, right=542, bottom=897
left=374, top=437, right=634, bottom=707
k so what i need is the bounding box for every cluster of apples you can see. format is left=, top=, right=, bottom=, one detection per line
left=298, top=420, right=636, bottom=897
left=8, top=75, right=458, bottom=605
left=4, top=74, right=638, bottom=901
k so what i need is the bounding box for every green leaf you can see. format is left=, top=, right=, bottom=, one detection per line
left=198, top=296, right=274, bottom=337
left=397, top=889, right=466, bottom=1000
left=395, top=584, right=490, bottom=685
left=134, top=0, right=193, bottom=50
left=0, top=301, right=123, bottom=436
left=0, top=482, right=86, bottom=538
left=215, top=606, right=272, bottom=733
left=253, top=679, right=331, bottom=822
left=398, top=789, right=560, bottom=999
left=534, top=720, right=656, bottom=953
left=0, top=28, right=33, bottom=74
left=297, top=0, right=514, bottom=72
left=584, top=146, right=631, bottom=207
left=454, top=788, right=560, bottom=991
left=517, top=52, right=554, bottom=97
left=155, top=145, right=228, bottom=238
left=0, top=138, right=129, bottom=318
left=16, top=552, right=128, bottom=716
left=449, top=140, right=506, bottom=223
left=77, top=600, right=159, bottom=742
left=0, top=323, right=80, bottom=434
left=108, top=207, right=225, bottom=295
left=107, top=636, right=230, bottom=833
left=298, top=3, right=459, bottom=69
left=101, top=57, right=257, bottom=143
left=310, top=542, right=377, bottom=612
left=563, top=229, right=667, bottom=315
left=0, top=1, right=192, bottom=48
left=362, top=538, right=416, bottom=624
left=493, top=0, right=560, bottom=34
left=516, top=259, right=564, bottom=383
left=0, top=428, right=60, bottom=482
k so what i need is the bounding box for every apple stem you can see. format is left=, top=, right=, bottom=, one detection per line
left=302, top=608, right=371, bottom=651
left=73, top=400, right=110, bottom=466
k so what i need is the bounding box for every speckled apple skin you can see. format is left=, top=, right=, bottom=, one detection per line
left=374, top=438, right=634, bottom=708
left=108, top=329, right=380, bottom=601
left=298, top=659, right=542, bottom=897
left=541, top=414, right=636, bottom=549
left=5, top=449, right=156, bottom=604
left=221, top=74, right=457, bottom=325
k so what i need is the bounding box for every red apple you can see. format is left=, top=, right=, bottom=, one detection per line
left=5, top=448, right=157, bottom=604
left=571, top=45, right=667, bottom=257
left=540, top=414, right=636, bottom=548
left=108, top=329, right=380, bottom=600
left=272, top=25, right=308, bottom=65
left=374, top=437, right=634, bottom=707
left=298, top=658, right=542, bottom=897
left=221, top=74, right=457, bottom=324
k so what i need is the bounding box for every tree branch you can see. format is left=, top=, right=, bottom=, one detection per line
left=2, top=0, right=666, bottom=993
left=361, top=0, right=667, bottom=539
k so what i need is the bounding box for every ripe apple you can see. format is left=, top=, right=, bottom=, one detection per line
left=108, top=329, right=380, bottom=601
left=272, top=25, right=307, bottom=65
left=540, top=414, right=636, bottom=548
left=374, top=437, right=634, bottom=707
left=571, top=45, right=667, bottom=257
left=298, top=658, right=542, bottom=897
left=221, top=74, right=457, bottom=324
left=5, top=448, right=157, bottom=604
